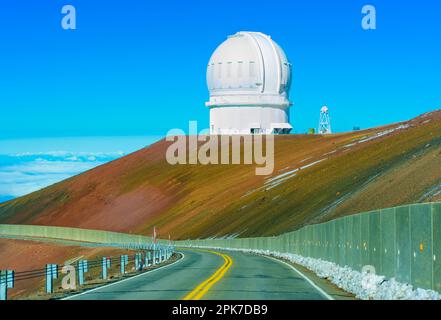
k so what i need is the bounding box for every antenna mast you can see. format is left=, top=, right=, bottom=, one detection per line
left=318, top=106, right=332, bottom=134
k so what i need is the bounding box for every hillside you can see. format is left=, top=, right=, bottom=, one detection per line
left=0, top=110, right=440, bottom=239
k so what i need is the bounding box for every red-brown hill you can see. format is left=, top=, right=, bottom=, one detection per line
left=1, top=110, right=440, bottom=239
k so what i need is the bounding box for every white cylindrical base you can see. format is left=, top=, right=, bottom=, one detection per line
left=209, top=106, right=291, bottom=134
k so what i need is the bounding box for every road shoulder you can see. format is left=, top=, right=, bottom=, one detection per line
left=208, top=248, right=356, bottom=300
left=261, top=254, right=357, bottom=300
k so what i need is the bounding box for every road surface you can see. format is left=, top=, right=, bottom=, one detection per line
left=66, top=249, right=330, bottom=300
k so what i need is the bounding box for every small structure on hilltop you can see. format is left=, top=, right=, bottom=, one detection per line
left=318, top=106, right=332, bottom=134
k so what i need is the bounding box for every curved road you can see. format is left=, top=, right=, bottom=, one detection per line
left=66, top=249, right=329, bottom=300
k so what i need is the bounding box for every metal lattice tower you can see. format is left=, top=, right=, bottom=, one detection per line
left=318, top=106, right=332, bottom=134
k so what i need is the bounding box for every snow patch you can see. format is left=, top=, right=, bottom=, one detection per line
left=263, top=158, right=328, bottom=190
left=300, top=157, right=312, bottom=163
left=265, top=173, right=297, bottom=190
left=300, top=158, right=327, bottom=170
left=339, top=125, right=411, bottom=153
left=358, top=125, right=410, bottom=144
left=418, top=183, right=441, bottom=202
left=323, top=150, right=337, bottom=156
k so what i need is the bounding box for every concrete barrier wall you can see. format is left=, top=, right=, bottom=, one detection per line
left=0, top=224, right=151, bottom=246
left=174, top=202, right=441, bottom=292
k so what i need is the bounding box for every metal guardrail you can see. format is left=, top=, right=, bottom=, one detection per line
left=2, top=202, right=440, bottom=294
left=0, top=224, right=179, bottom=300
left=0, top=244, right=175, bottom=300
left=175, top=202, right=441, bottom=292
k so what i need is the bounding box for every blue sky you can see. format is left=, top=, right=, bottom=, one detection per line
left=0, top=0, right=440, bottom=200
left=1, top=0, right=440, bottom=138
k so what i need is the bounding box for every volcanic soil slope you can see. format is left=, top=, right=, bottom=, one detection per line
left=0, top=110, right=440, bottom=239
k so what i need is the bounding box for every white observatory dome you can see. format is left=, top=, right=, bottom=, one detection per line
left=206, top=31, right=293, bottom=135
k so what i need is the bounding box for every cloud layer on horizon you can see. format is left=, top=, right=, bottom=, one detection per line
left=0, top=152, right=124, bottom=201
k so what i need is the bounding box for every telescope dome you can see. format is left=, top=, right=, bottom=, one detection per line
left=206, top=32, right=293, bottom=135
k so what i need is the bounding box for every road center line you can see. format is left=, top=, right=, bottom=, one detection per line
left=182, top=250, right=233, bottom=300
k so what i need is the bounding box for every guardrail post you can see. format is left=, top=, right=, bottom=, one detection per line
left=102, top=257, right=111, bottom=279
left=0, top=271, right=6, bottom=300
left=120, top=255, right=128, bottom=274
left=77, top=260, right=88, bottom=286
left=144, top=251, right=148, bottom=267
left=146, top=251, right=152, bottom=266
left=135, top=253, right=142, bottom=270
left=7, top=270, right=14, bottom=290
left=46, top=264, right=58, bottom=294
left=78, top=261, right=84, bottom=286
left=0, top=270, right=14, bottom=300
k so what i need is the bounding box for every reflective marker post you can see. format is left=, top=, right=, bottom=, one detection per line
left=0, top=271, right=6, bottom=300
left=46, top=264, right=58, bottom=294
left=144, top=252, right=148, bottom=267
left=102, top=257, right=111, bottom=279
left=78, top=260, right=88, bottom=286
left=120, top=255, right=128, bottom=274
left=0, top=270, right=14, bottom=300
left=146, top=251, right=152, bottom=266
left=135, top=253, right=142, bottom=270
left=7, top=270, right=14, bottom=292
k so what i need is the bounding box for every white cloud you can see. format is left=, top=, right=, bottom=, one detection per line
left=0, top=151, right=123, bottom=199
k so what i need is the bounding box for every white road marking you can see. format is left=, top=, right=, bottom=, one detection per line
left=61, top=252, right=185, bottom=300
left=263, top=255, right=335, bottom=300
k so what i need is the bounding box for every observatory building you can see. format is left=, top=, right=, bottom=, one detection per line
left=206, top=31, right=293, bottom=135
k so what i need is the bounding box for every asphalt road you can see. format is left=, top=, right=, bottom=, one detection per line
left=66, top=249, right=329, bottom=300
